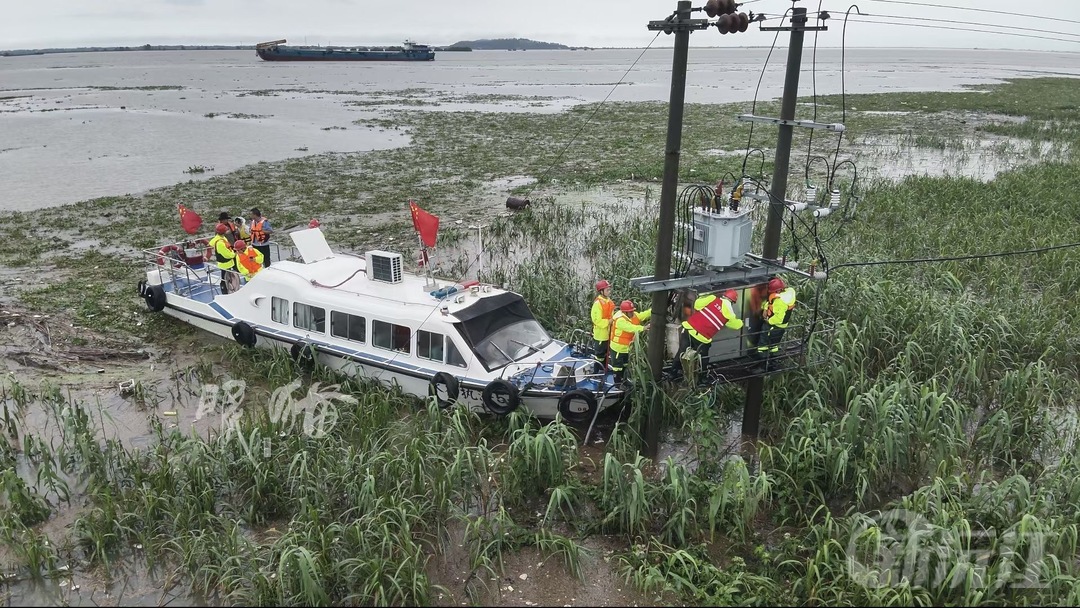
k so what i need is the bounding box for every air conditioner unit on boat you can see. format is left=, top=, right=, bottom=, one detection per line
left=366, top=251, right=403, bottom=284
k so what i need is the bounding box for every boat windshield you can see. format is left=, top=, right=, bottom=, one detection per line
left=453, top=292, right=553, bottom=370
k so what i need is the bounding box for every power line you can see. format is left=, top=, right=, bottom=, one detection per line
left=827, top=241, right=1080, bottom=272
left=844, top=17, right=1080, bottom=45
left=859, top=0, right=1080, bottom=28
left=858, top=10, right=1080, bottom=39
left=523, top=30, right=663, bottom=199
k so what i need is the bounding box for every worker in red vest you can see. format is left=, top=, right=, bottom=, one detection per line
left=609, top=300, right=651, bottom=383
left=665, top=289, right=743, bottom=381
left=754, top=277, right=797, bottom=360
left=590, top=279, right=615, bottom=365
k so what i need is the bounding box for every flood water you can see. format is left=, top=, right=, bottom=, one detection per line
left=2, top=47, right=1079, bottom=211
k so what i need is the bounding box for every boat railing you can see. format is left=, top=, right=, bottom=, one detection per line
left=500, top=353, right=608, bottom=391
left=142, top=240, right=290, bottom=298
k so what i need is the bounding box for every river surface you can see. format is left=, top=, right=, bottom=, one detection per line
left=2, top=47, right=1079, bottom=211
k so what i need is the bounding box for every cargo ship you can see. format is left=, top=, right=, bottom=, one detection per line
left=255, top=39, right=435, bottom=61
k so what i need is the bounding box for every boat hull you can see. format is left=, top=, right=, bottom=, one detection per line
left=256, top=47, right=435, bottom=62
left=153, top=283, right=622, bottom=421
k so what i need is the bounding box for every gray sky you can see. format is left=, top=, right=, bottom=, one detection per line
left=4, top=0, right=1080, bottom=51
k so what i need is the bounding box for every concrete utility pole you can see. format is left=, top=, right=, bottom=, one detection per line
left=642, top=1, right=702, bottom=459
left=743, top=7, right=812, bottom=438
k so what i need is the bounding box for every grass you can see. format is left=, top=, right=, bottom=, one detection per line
left=1, top=76, right=1080, bottom=605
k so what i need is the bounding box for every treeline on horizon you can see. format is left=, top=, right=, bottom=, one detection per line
left=0, top=37, right=606, bottom=56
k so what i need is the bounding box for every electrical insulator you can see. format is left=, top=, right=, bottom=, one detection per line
left=830, top=188, right=841, bottom=209
left=814, top=207, right=832, bottom=218
left=804, top=184, right=817, bottom=205
left=716, top=12, right=750, bottom=34
left=704, top=0, right=737, bottom=18
left=787, top=202, right=808, bottom=213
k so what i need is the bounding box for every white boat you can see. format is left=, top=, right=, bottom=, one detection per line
left=136, top=227, right=625, bottom=421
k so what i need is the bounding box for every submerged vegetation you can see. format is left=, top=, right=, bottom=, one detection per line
left=1, top=77, right=1080, bottom=605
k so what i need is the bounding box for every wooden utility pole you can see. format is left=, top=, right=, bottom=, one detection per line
left=641, top=1, right=710, bottom=458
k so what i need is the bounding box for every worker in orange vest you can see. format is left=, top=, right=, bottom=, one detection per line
left=665, top=289, right=743, bottom=381
left=754, top=277, right=797, bottom=360
left=609, top=300, right=651, bottom=383
left=234, top=240, right=265, bottom=280
left=590, top=279, right=615, bottom=365
left=249, top=207, right=274, bottom=268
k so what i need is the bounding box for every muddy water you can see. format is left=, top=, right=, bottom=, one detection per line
left=4, top=48, right=1079, bottom=211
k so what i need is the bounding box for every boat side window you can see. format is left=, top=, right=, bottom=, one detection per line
left=417, top=330, right=445, bottom=363
left=418, top=330, right=468, bottom=368
left=271, top=297, right=289, bottom=324
left=373, top=320, right=411, bottom=354
left=446, top=340, right=467, bottom=368
left=331, top=311, right=366, bottom=343
left=294, top=303, right=326, bottom=333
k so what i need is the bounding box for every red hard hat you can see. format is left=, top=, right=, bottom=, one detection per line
left=595, top=279, right=610, bottom=291
left=215, top=223, right=228, bottom=234
left=234, top=240, right=246, bottom=250
left=723, top=289, right=738, bottom=302
left=620, top=300, right=635, bottom=313
left=769, top=277, right=786, bottom=292
left=309, top=219, right=320, bottom=228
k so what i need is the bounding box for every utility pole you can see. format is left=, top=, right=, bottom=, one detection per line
left=640, top=0, right=755, bottom=458
left=641, top=1, right=702, bottom=459
left=742, top=7, right=818, bottom=438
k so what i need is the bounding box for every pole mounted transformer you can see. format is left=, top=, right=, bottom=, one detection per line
left=639, top=2, right=833, bottom=459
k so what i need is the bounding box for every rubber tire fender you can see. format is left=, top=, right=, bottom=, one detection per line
left=290, top=341, right=316, bottom=369
left=481, top=379, right=520, bottom=416
left=428, top=371, right=460, bottom=410
left=558, top=388, right=597, bottom=424
left=231, top=321, right=257, bottom=348
left=143, top=284, right=166, bottom=312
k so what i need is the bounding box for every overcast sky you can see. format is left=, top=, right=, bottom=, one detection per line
left=3, top=0, right=1079, bottom=52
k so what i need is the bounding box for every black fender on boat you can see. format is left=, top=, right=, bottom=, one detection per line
left=482, top=379, right=520, bottom=416
left=557, top=388, right=597, bottom=424
left=141, top=283, right=166, bottom=312
left=428, top=371, right=460, bottom=410
left=290, top=341, right=317, bottom=370
left=231, top=321, right=257, bottom=348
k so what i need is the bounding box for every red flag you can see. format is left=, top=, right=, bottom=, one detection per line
left=179, top=204, right=202, bottom=235
left=409, top=201, right=439, bottom=248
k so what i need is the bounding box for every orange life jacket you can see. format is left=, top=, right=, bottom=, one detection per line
left=250, top=218, right=268, bottom=244
left=237, top=247, right=262, bottom=276
left=609, top=311, right=643, bottom=348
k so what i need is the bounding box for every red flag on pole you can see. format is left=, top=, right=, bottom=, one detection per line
left=178, top=203, right=202, bottom=235
left=409, top=200, right=439, bottom=248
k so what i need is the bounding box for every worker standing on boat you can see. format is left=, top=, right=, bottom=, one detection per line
left=608, top=301, right=651, bottom=383
left=754, top=277, right=797, bottom=361
left=208, top=223, right=239, bottom=294
left=249, top=208, right=274, bottom=268
left=218, top=212, right=243, bottom=244
left=665, top=289, right=743, bottom=381
left=590, top=280, right=616, bottom=366
left=235, top=239, right=264, bottom=281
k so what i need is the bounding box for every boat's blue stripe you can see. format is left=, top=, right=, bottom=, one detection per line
left=208, top=302, right=233, bottom=321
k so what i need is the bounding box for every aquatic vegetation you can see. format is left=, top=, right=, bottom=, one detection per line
left=0, top=77, right=1078, bottom=605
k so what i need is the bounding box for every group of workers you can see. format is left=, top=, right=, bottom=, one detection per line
left=206, top=208, right=274, bottom=294
left=589, top=276, right=797, bottom=383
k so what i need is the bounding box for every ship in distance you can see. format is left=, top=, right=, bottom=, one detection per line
left=255, top=39, right=435, bottom=61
